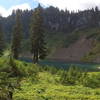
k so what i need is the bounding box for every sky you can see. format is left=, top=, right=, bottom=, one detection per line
left=0, top=0, right=100, bottom=17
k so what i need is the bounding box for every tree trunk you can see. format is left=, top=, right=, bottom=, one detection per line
left=33, top=51, right=38, bottom=64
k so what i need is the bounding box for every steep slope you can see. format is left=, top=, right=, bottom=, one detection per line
left=50, top=37, right=93, bottom=62
left=49, top=28, right=100, bottom=63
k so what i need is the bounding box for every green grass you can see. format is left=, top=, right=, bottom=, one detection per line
left=14, top=72, right=100, bottom=100
left=0, top=57, right=100, bottom=100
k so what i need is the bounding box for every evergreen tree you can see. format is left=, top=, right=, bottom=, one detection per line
left=94, top=6, right=100, bottom=26
left=11, top=10, right=23, bottom=59
left=30, top=4, right=47, bottom=63
left=0, top=52, right=21, bottom=100
left=0, top=20, right=5, bottom=56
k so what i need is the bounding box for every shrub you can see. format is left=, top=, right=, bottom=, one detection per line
left=0, top=72, right=21, bottom=100
left=60, top=65, right=83, bottom=85
left=81, top=73, right=100, bottom=88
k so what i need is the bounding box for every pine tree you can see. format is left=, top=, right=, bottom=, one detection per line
left=11, top=10, right=23, bottom=59
left=0, top=20, right=5, bottom=56
left=94, top=6, right=100, bottom=26
left=0, top=52, right=21, bottom=100
left=30, top=4, right=47, bottom=63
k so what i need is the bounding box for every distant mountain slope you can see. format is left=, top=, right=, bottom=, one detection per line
left=49, top=28, right=100, bottom=63
left=1, top=6, right=100, bottom=63
left=50, top=38, right=93, bottom=62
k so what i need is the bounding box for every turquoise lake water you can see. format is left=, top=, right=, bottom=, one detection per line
left=20, top=58, right=100, bottom=71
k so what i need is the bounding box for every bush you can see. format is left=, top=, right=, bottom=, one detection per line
left=60, top=65, right=83, bottom=85
left=81, top=73, right=100, bottom=88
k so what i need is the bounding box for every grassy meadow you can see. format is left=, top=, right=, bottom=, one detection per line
left=14, top=72, right=100, bottom=100
left=0, top=56, right=100, bottom=100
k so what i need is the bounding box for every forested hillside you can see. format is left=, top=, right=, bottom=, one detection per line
left=0, top=6, right=100, bottom=62
left=1, top=6, right=100, bottom=40
left=0, top=4, right=100, bottom=100
left=50, top=28, right=100, bottom=63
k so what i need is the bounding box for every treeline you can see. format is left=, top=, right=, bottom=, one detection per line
left=0, top=6, right=100, bottom=41
left=0, top=4, right=47, bottom=63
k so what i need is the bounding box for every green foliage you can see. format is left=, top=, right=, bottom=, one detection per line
left=60, top=65, right=100, bottom=89
left=0, top=57, right=21, bottom=100
left=0, top=56, right=100, bottom=100
left=82, top=41, right=100, bottom=62
left=30, top=4, right=47, bottom=63
left=11, top=10, right=23, bottom=59
left=64, top=31, right=80, bottom=47
left=0, top=21, right=5, bottom=56
left=14, top=71, right=100, bottom=100
left=0, top=53, right=39, bottom=99
left=1, top=5, right=100, bottom=100
left=42, top=65, right=58, bottom=74
left=60, top=65, right=83, bottom=85
left=85, top=28, right=100, bottom=41
left=86, top=32, right=98, bottom=39
left=81, top=73, right=100, bottom=88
